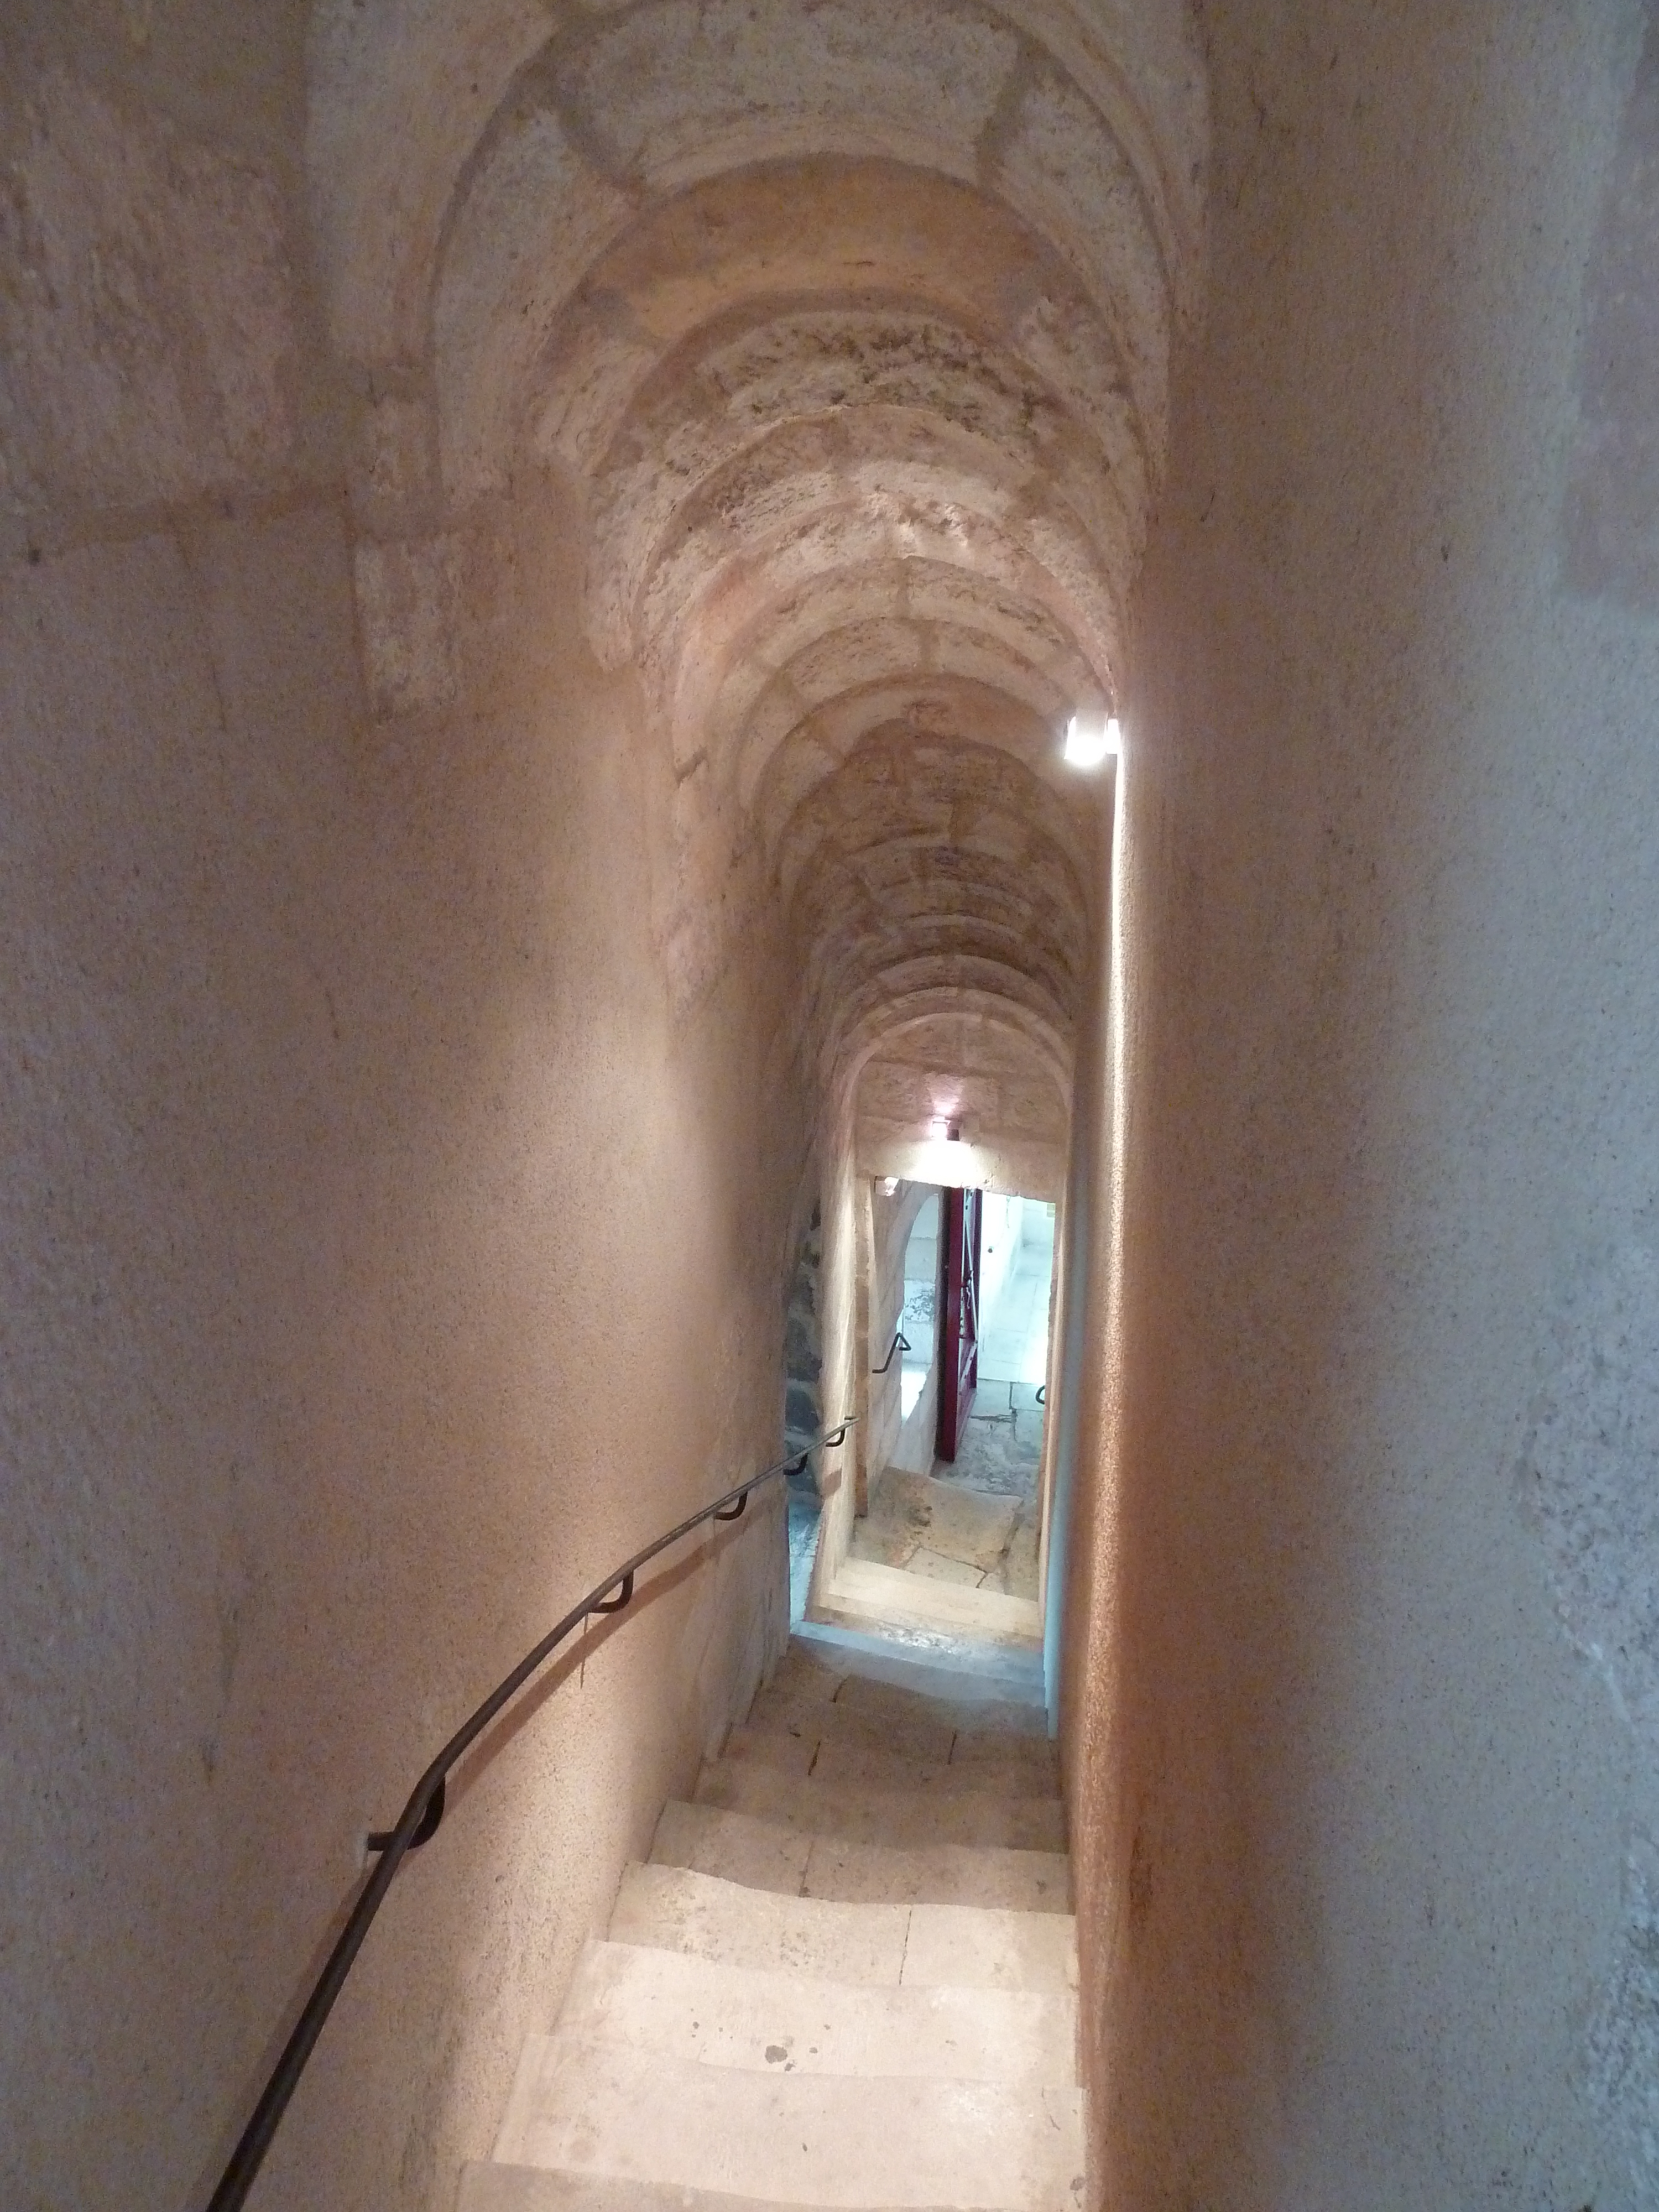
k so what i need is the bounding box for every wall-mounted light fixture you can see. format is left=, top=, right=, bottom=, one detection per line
left=1063, top=712, right=1121, bottom=769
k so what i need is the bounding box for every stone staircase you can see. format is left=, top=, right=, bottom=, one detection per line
left=460, top=1635, right=1080, bottom=2212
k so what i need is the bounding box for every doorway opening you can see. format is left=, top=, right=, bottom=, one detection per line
left=812, top=1180, right=1057, bottom=1651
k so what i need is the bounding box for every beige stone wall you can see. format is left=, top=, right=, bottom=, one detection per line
left=1063, top=4, right=1659, bottom=2206
left=0, top=13, right=804, bottom=2209
left=0, top=0, right=1227, bottom=2201
left=810, top=1083, right=867, bottom=1592
left=866, top=1182, right=933, bottom=1482
left=855, top=1010, right=1072, bottom=1202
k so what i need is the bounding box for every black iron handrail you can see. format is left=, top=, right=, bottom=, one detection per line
left=870, top=1329, right=910, bottom=1375
left=205, top=1417, right=856, bottom=2212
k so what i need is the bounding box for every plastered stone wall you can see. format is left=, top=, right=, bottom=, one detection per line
left=782, top=1208, right=825, bottom=1458
left=1, top=0, right=1214, bottom=2201
left=808, top=1084, right=867, bottom=1592
left=865, top=1181, right=937, bottom=1482
left=1062, top=4, right=1659, bottom=2206
left=0, top=13, right=801, bottom=2210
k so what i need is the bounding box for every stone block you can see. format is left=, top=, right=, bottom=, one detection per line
left=0, top=74, right=295, bottom=512
left=352, top=533, right=463, bottom=716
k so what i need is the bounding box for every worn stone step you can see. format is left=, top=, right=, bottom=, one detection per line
left=749, top=1671, right=1050, bottom=1746
left=650, top=1802, right=1071, bottom=1913
left=754, top=1657, right=1048, bottom=1738
left=946, top=1727, right=1058, bottom=1771
left=863, top=1695, right=1048, bottom=1745
left=458, top=2173, right=1019, bottom=2212
left=811, top=1738, right=1058, bottom=1798
left=610, top=1862, right=908, bottom=1984
left=743, top=1697, right=955, bottom=1764
left=853, top=1469, right=1022, bottom=1575
left=492, top=2039, right=1084, bottom=2210
left=812, top=1561, right=1042, bottom=1649
left=552, top=1940, right=1077, bottom=2084
left=765, top=1635, right=1045, bottom=1714
left=693, top=1760, right=1066, bottom=1852
left=899, top=1901, right=1078, bottom=1993
left=607, top=1864, right=1077, bottom=1992
left=722, top=1724, right=1060, bottom=1801
left=770, top=1630, right=1045, bottom=1700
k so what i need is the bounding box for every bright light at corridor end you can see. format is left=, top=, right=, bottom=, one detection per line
left=1063, top=712, right=1121, bottom=769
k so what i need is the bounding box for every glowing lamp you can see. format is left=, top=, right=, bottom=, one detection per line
left=1063, top=713, right=1121, bottom=768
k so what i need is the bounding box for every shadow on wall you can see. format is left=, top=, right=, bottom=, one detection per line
left=784, top=1206, right=825, bottom=1460
left=784, top=1209, right=825, bottom=1620
left=863, top=1184, right=942, bottom=1483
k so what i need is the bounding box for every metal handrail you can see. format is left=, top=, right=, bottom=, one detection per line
left=870, top=1330, right=910, bottom=1376
left=205, top=1417, right=856, bottom=2212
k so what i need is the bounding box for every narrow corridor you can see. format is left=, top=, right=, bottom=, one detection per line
left=6, top=6, right=1659, bottom=2212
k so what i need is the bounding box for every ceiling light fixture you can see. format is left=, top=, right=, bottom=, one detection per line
left=1063, top=712, right=1121, bottom=769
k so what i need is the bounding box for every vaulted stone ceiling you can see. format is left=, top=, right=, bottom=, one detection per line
left=309, top=0, right=1206, bottom=1130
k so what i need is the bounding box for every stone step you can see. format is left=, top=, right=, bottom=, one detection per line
left=552, top=1940, right=1077, bottom=2084
left=693, top=1760, right=1066, bottom=1853
left=459, top=2172, right=1017, bottom=2212
left=853, top=1468, right=1022, bottom=1578
left=723, top=1724, right=1060, bottom=1800
left=945, top=1728, right=1058, bottom=1770
left=744, top=1693, right=957, bottom=1764
left=492, top=2039, right=1084, bottom=2210
left=767, top=1635, right=1045, bottom=1713
left=752, top=1663, right=1048, bottom=1745
left=751, top=1662, right=1050, bottom=1732
left=607, top=1864, right=1077, bottom=1992
left=610, top=1862, right=908, bottom=1985
left=650, top=1802, right=1071, bottom=1912
left=899, top=1901, right=1079, bottom=1993
left=811, top=1562, right=1042, bottom=1650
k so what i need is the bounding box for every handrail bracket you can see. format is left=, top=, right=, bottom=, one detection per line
left=367, top=1776, right=446, bottom=1856
left=592, top=1570, right=634, bottom=1615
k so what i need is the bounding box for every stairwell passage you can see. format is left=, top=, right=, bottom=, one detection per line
left=463, top=1637, right=1082, bottom=2211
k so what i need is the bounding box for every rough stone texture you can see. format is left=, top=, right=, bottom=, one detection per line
left=855, top=1011, right=1071, bottom=1204
left=1561, top=5, right=1659, bottom=614
left=420, top=50, right=1179, bottom=1064
left=1061, top=7, right=1659, bottom=2211
left=434, top=101, right=634, bottom=498
left=494, top=2042, right=1083, bottom=2208
left=1584, top=1830, right=1659, bottom=2200
left=582, top=307, right=1135, bottom=672
left=299, top=0, right=1208, bottom=1128
left=549, top=1939, right=1077, bottom=2082
left=352, top=533, right=464, bottom=716
left=0, top=72, right=297, bottom=513
left=0, top=1, right=1211, bottom=2206
left=691, top=1761, right=1065, bottom=1852
left=852, top=1464, right=1041, bottom=1605
left=306, top=0, right=558, bottom=368
left=783, top=1213, right=824, bottom=1459
left=1523, top=1241, right=1659, bottom=1738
